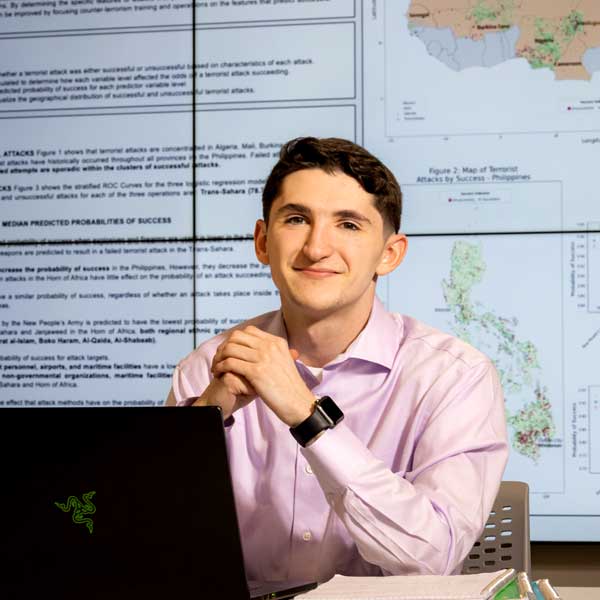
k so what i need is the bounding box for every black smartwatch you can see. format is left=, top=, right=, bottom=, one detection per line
left=290, top=396, right=344, bottom=448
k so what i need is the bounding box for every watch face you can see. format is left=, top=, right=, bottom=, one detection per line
left=318, top=396, right=344, bottom=425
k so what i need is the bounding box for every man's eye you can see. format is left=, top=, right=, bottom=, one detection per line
left=286, top=216, right=306, bottom=224
left=341, top=222, right=359, bottom=230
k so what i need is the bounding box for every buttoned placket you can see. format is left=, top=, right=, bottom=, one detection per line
left=287, top=367, right=332, bottom=581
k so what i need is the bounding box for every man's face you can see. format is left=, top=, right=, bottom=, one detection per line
left=254, top=168, right=407, bottom=320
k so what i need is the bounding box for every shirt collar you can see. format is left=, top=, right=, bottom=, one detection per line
left=334, top=295, right=401, bottom=370
left=265, top=295, right=402, bottom=372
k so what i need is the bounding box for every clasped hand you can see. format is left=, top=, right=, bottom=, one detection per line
left=205, top=326, right=315, bottom=427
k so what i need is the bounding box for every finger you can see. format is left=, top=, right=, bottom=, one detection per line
left=212, top=341, right=227, bottom=370
left=211, top=334, right=253, bottom=371
left=242, top=327, right=292, bottom=360
left=212, top=332, right=262, bottom=373
left=211, top=342, right=258, bottom=375
left=228, top=328, right=266, bottom=347
left=237, top=377, right=257, bottom=397
left=242, top=325, right=277, bottom=341
left=222, top=372, right=256, bottom=397
left=289, top=348, right=300, bottom=361
left=213, top=356, right=252, bottom=379
left=221, top=341, right=259, bottom=362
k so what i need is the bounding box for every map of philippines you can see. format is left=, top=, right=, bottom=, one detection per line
left=442, top=240, right=556, bottom=461
left=407, top=1, right=600, bottom=80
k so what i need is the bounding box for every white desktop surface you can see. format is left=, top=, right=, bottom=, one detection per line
left=557, top=588, right=600, bottom=599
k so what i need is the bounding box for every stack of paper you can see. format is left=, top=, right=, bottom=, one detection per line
left=296, top=568, right=515, bottom=600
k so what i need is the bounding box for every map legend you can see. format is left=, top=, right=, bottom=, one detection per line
left=400, top=180, right=562, bottom=234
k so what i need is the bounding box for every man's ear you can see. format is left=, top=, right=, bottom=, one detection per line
left=375, top=233, right=408, bottom=276
left=254, top=219, right=269, bottom=265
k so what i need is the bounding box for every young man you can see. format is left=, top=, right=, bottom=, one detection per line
left=166, top=137, right=508, bottom=582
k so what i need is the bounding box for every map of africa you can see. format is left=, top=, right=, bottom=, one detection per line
left=407, top=1, right=600, bottom=80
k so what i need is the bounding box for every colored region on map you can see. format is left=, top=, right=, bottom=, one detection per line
left=442, top=240, right=556, bottom=461
left=407, top=1, right=600, bottom=80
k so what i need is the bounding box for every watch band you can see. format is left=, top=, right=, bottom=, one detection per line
left=289, top=396, right=344, bottom=448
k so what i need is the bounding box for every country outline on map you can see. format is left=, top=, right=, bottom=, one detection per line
left=406, top=1, right=600, bottom=80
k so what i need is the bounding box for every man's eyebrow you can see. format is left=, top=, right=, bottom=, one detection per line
left=275, top=203, right=311, bottom=217
left=333, top=209, right=372, bottom=225
left=275, top=203, right=372, bottom=225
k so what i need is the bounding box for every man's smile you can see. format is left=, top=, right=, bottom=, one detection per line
left=293, top=267, right=340, bottom=278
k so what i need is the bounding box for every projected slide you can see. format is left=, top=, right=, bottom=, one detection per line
left=362, top=0, right=600, bottom=236
left=385, top=1, right=600, bottom=137
left=0, top=0, right=598, bottom=541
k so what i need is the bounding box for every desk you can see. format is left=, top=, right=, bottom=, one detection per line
left=557, top=588, right=600, bottom=599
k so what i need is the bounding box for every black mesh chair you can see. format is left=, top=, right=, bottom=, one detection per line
left=462, top=481, right=531, bottom=576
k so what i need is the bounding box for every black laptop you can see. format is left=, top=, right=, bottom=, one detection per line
left=0, top=407, right=316, bottom=600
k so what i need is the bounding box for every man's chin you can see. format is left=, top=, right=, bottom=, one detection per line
left=286, top=295, right=343, bottom=318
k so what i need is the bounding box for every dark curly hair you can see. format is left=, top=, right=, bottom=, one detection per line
left=262, top=137, right=402, bottom=233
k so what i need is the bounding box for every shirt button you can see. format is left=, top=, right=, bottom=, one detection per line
left=304, top=464, right=313, bottom=475
left=302, top=531, right=312, bottom=541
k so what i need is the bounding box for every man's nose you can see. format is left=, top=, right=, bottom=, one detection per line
left=302, top=223, right=333, bottom=261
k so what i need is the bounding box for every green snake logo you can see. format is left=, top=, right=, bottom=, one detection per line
left=54, top=491, right=97, bottom=534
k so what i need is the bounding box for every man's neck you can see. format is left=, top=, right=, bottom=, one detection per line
left=282, top=293, right=375, bottom=367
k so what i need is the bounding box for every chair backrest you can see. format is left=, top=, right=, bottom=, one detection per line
left=461, top=481, right=531, bottom=576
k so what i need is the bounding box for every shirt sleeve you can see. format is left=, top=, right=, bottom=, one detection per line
left=166, top=348, right=214, bottom=407
left=301, top=360, right=508, bottom=576
left=166, top=365, right=198, bottom=406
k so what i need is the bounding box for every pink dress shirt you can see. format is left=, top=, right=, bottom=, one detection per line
left=168, top=297, right=508, bottom=583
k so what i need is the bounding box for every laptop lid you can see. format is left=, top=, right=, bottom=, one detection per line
left=0, top=406, right=252, bottom=599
